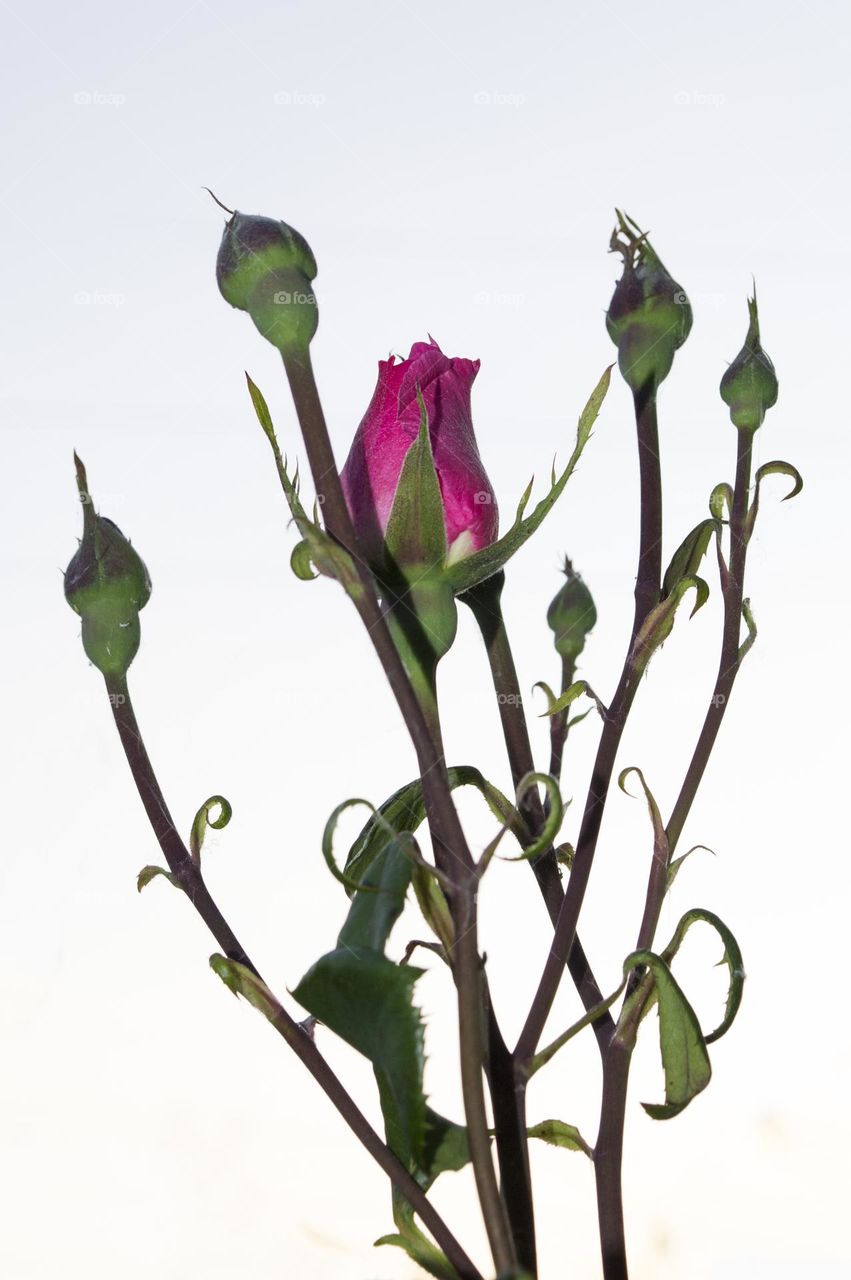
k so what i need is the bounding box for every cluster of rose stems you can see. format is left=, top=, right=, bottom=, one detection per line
left=102, top=330, right=756, bottom=1280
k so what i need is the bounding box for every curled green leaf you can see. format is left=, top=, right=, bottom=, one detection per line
left=189, top=795, right=232, bottom=866
left=539, top=679, right=606, bottom=720
left=709, top=482, right=733, bottom=522
left=745, top=459, right=803, bottom=541
left=322, top=798, right=386, bottom=894
left=631, top=575, right=710, bottom=678
left=209, top=954, right=279, bottom=1022
left=663, top=518, right=718, bottom=598
left=666, top=843, right=715, bottom=892
left=660, top=908, right=745, bottom=1044
left=290, top=540, right=318, bottom=580
left=618, top=766, right=668, bottom=873
left=501, top=772, right=563, bottom=862
left=739, top=597, right=757, bottom=662
left=622, top=949, right=712, bottom=1120
left=527, top=1120, right=592, bottom=1158
left=136, top=864, right=180, bottom=893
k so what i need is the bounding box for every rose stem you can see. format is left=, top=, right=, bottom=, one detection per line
left=547, top=653, right=575, bottom=788
left=279, top=346, right=517, bottom=1277
left=510, top=381, right=662, bottom=1280
left=103, top=671, right=483, bottom=1280
left=462, top=571, right=614, bottom=1055
left=593, top=424, right=754, bottom=1280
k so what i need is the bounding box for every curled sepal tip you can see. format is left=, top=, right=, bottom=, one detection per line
left=537, top=678, right=607, bottom=721
left=745, top=459, right=803, bottom=542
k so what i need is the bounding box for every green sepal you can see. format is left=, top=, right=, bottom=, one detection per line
left=659, top=908, right=745, bottom=1044
left=445, top=366, right=611, bottom=594
left=709, top=482, right=733, bottom=522
left=666, top=844, right=714, bottom=893
left=527, top=1119, right=592, bottom=1157
left=383, top=389, right=448, bottom=570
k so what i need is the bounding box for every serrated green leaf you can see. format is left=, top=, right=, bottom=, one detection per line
left=623, top=949, right=712, bottom=1119
left=660, top=908, right=745, bottom=1044
left=337, top=840, right=413, bottom=954
left=136, top=864, right=180, bottom=893
left=189, top=795, right=232, bottom=866
left=420, top=1107, right=471, bottom=1185
left=383, top=389, right=448, bottom=568
left=663, top=519, right=718, bottom=598
left=445, top=365, right=611, bottom=593
left=293, top=946, right=425, bottom=1166
left=527, top=1119, right=592, bottom=1157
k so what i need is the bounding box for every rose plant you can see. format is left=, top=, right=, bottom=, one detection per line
left=64, top=202, right=801, bottom=1280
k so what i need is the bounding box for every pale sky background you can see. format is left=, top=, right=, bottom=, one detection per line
left=2, top=1, right=848, bottom=1278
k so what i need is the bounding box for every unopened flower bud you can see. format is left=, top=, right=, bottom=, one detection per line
left=719, top=293, right=778, bottom=432
left=216, top=208, right=318, bottom=351
left=64, top=456, right=151, bottom=677
left=606, top=211, right=692, bottom=394
left=547, top=559, right=596, bottom=662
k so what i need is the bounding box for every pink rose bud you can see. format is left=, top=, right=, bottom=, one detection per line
left=340, top=338, right=498, bottom=570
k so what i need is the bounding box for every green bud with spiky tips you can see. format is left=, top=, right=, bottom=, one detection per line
left=215, top=206, right=319, bottom=353
left=720, top=292, right=778, bottom=432
left=64, top=455, right=151, bottom=677
left=546, top=559, right=597, bottom=662
left=606, top=210, right=692, bottom=394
